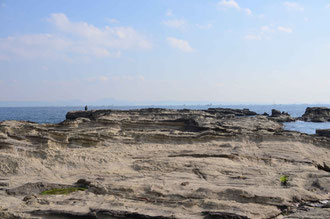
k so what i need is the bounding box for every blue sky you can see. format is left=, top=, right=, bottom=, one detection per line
left=1, top=0, right=330, bottom=105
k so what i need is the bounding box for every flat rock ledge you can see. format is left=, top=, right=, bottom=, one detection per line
left=0, top=108, right=329, bottom=219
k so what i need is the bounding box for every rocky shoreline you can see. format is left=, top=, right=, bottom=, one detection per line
left=0, top=107, right=329, bottom=218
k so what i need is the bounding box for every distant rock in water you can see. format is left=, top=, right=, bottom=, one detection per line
left=205, top=108, right=257, bottom=117
left=271, top=109, right=282, bottom=117
left=268, top=109, right=296, bottom=122
left=301, top=107, right=330, bottom=122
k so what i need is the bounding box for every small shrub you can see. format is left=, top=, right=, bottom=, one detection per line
left=40, top=187, right=86, bottom=195
left=280, top=175, right=289, bottom=186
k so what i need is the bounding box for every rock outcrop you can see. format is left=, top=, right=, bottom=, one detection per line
left=0, top=108, right=329, bottom=219
left=301, top=107, right=330, bottom=122
left=268, top=109, right=296, bottom=122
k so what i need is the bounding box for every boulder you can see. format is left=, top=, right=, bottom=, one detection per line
left=301, top=107, right=330, bottom=122
left=271, top=109, right=282, bottom=117
left=269, top=109, right=295, bottom=122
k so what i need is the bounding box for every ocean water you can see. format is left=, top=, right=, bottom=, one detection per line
left=1, top=104, right=330, bottom=134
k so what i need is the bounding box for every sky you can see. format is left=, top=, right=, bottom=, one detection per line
left=1, top=0, right=330, bottom=105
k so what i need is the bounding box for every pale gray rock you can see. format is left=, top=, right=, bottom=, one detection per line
left=0, top=108, right=329, bottom=219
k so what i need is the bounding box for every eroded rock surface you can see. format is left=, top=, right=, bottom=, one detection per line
left=0, top=108, right=329, bottom=219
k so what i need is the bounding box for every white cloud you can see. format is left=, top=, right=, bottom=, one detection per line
left=284, top=2, right=304, bottom=12
left=196, top=23, right=213, bottom=30
left=244, top=34, right=262, bottom=41
left=246, top=25, right=293, bottom=40
left=218, top=0, right=252, bottom=16
left=277, top=26, right=293, bottom=33
left=219, top=0, right=240, bottom=9
left=107, top=18, right=119, bottom=24
left=0, top=13, right=151, bottom=61
left=166, top=37, right=193, bottom=52
left=48, top=13, right=151, bottom=49
left=163, top=19, right=186, bottom=29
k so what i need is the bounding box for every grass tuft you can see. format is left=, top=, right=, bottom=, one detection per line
left=280, top=175, right=289, bottom=186
left=40, top=187, right=86, bottom=195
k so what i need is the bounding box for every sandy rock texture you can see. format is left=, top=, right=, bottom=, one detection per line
left=0, top=108, right=329, bottom=219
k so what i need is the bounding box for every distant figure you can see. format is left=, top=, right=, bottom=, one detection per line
left=85, top=105, right=88, bottom=111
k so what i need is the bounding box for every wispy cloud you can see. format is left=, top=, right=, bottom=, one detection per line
left=196, top=23, right=213, bottom=30
left=166, top=37, right=193, bottom=52
left=106, top=18, right=119, bottom=24
left=245, top=25, right=293, bottom=40
left=218, top=0, right=252, bottom=16
left=0, top=13, right=151, bottom=61
left=163, top=19, right=186, bottom=29
left=284, top=2, right=304, bottom=12
left=277, top=26, right=293, bottom=33
left=219, top=0, right=240, bottom=9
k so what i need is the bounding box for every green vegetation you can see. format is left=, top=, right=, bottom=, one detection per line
left=280, top=175, right=289, bottom=186
left=40, top=187, right=86, bottom=195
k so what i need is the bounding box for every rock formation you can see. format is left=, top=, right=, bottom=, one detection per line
left=269, top=109, right=296, bottom=123
left=301, top=107, right=330, bottom=122
left=0, top=108, right=329, bottom=219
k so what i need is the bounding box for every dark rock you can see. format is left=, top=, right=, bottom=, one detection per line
left=87, top=185, right=107, bottom=195
left=0, top=182, right=8, bottom=187
left=206, top=108, right=257, bottom=117
left=269, top=109, right=296, bottom=122
left=30, top=209, right=176, bottom=219
left=271, top=109, right=282, bottom=117
left=75, top=179, right=91, bottom=188
left=301, top=107, right=330, bottom=122
left=322, top=201, right=330, bottom=208
left=202, top=211, right=250, bottom=219
left=317, top=162, right=330, bottom=173
left=316, top=129, right=330, bottom=138
left=166, top=118, right=209, bottom=132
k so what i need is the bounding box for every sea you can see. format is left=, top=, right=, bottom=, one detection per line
left=1, top=104, right=330, bottom=135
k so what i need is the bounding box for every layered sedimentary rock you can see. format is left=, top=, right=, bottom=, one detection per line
left=0, top=108, right=329, bottom=219
left=301, top=107, right=330, bottom=122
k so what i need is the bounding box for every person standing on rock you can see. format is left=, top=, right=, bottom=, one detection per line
left=85, top=105, right=88, bottom=111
